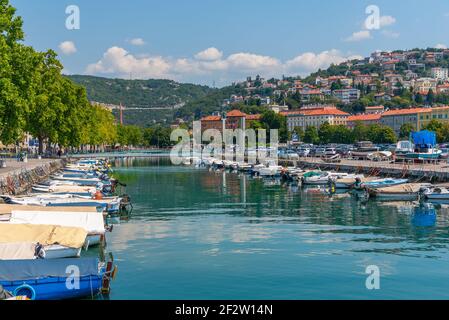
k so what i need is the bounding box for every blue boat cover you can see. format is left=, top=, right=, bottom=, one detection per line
left=0, top=258, right=99, bottom=281
left=411, top=130, right=436, bottom=147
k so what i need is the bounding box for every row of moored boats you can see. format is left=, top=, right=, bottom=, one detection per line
left=184, top=156, right=449, bottom=202
left=0, top=159, right=132, bottom=300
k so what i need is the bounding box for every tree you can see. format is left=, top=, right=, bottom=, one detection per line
left=352, top=122, right=370, bottom=142
left=367, top=124, right=397, bottom=144
left=427, top=89, right=435, bottom=105
left=318, top=122, right=333, bottom=144
left=399, top=123, right=416, bottom=139
left=303, top=126, right=319, bottom=144
left=260, top=110, right=288, bottom=143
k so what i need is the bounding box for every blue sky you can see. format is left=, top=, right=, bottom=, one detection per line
left=10, top=0, right=449, bottom=86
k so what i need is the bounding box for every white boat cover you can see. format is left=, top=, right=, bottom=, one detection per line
left=0, top=258, right=99, bottom=281
left=7, top=210, right=105, bottom=234
left=0, top=204, right=98, bottom=215
left=0, top=224, right=87, bottom=249
left=0, top=242, right=36, bottom=260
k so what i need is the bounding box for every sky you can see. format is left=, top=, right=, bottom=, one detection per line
left=10, top=0, right=449, bottom=86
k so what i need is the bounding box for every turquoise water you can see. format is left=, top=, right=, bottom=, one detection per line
left=107, top=157, right=449, bottom=300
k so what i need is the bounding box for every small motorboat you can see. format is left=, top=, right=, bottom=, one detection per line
left=303, top=172, right=350, bottom=185
left=359, top=178, right=408, bottom=190
left=0, top=224, right=88, bottom=259
left=333, top=176, right=375, bottom=189
left=367, top=183, right=428, bottom=201
left=0, top=257, right=116, bottom=300
left=367, top=151, right=392, bottom=161
left=421, top=186, right=449, bottom=200
left=1, top=209, right=106, bottom=246
left=258, top=161, right=283, bottom=177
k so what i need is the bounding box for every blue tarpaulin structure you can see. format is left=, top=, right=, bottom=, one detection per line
left=410, top=130, right=436, bottom=147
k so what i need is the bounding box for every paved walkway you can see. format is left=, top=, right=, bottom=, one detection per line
left=0, top=158, right=57, bottom=179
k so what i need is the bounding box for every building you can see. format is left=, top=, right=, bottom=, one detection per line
left=419, top=106, right=449, bottom=129
left=431, top=67, right=449, bottom=81
left=200, top=110, right=263, bottom=134
left=347, top=114, right=382, bottom=129
left=365, top=105, right=385, bottom=114
left=332, top=89, right=361, bottom=104
left=380, top=108, right=430, bottom=135
left=284, top=106, right=349, bottom=132
left=414, top=78, right=437, bottom=94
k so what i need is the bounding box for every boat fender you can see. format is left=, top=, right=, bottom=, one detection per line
left=13, top=284, right=36, bottom=300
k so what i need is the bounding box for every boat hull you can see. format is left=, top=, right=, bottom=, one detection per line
left=0, top=274, right=103, bottom=300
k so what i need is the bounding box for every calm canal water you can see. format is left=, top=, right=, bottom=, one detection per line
left=107, top=157, right=449, bottom=300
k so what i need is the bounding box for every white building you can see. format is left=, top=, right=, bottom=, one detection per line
left=431, top=67, right=449, bottom=81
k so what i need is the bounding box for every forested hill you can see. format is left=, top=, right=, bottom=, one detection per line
left=67, top=75, right=214, bottom=108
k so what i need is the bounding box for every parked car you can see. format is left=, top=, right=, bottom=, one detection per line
left=314, top=147, right=326, bottom=157
left=298, top=148, right=310, bottom=157
left=286, top=150, right=300, bottom=160
left=325, top=148, right=337, bottom=156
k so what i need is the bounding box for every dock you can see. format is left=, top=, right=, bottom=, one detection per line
left=280, top=157, right=449, bottom=182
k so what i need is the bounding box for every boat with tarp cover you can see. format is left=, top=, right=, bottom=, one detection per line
left=0, top=258, right=115, bottom=300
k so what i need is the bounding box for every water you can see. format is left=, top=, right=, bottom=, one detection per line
left=106, top=157, right=449, bottom=300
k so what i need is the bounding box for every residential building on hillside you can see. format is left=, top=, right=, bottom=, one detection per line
left=332, top=89, right=361, bottom=104
left=431, top=67, right=449, bottom=81
left=414, top=78, right=437, bottom=94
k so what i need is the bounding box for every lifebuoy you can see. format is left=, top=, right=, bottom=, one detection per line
left=13, top=284, right=36, bottom=300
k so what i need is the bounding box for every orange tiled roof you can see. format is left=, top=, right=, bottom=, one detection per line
left=365, top=105, right=384, bottom=110
left=302, top=109, right=350, bottom=116
left=226, top=109, right=247, bottom=117
left=283, top=108, right=349, bottom=117
left=245, top=114, right=261, bottom=121
left=201, top=115, right=222, bottom=121
left=347, top=114, right=382, bottom=122
left=382, top=108, right=430, bottom=116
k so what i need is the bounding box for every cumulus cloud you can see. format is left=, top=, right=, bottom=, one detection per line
left=194, top=47, right=223, bottom=61
left=345, top=30, right=371, bottom=42
left=379, top=15, right=396, bottom=27
left=86, top=46, right=171, bottom=79
left=435, top=44, right=447, bottom=49
left=286, top=50, right=363, bottom=73
left=85, top=47, right=360, bottom=84
left=59, top=41, right=77, bottom=55
left=129, top=38, right=145, bottom=46
left=346, top=14, right=398, bottom=42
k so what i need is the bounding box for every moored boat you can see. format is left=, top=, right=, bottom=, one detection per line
left=0, top=258, right=115, bottom=300
left=367, top=183, right=428, bottom=201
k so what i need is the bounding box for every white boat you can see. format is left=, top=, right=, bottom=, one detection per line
left=421, top=186, right=449, bottom=200
left=367, top=151, right=392, bottom=161
left=333, top=175, right=372, bottom=189
left=2, top=209, right=106, bottom=246
left=257, top=161, right=283, bottom=177
left=303, top=172, right=350, bottom=185
left=0, top=224, right=87, bottom=259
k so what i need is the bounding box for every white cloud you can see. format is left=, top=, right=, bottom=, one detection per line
left=346, top=14, right=397, bottom=42
left=129, top=38, right=145, bottom=46
left=85, top=47, right=361, bottom=84
left=435, top=44, right=447, bottom=49
left=58, top=41, right=77, bottom=55
left=379, top=15, right=396, bottom=27
left=345, top=30, right=371, bottom=42
left=194, top=47, right=223, bottom=61
left=286, top=50, right=363, bottom=73
left=86, top=46, right=171, bottom=79
left=226, top=53, right=280, bottom=71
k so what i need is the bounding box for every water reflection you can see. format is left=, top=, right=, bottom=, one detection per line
left=107, top=157, right=449, bottom=299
